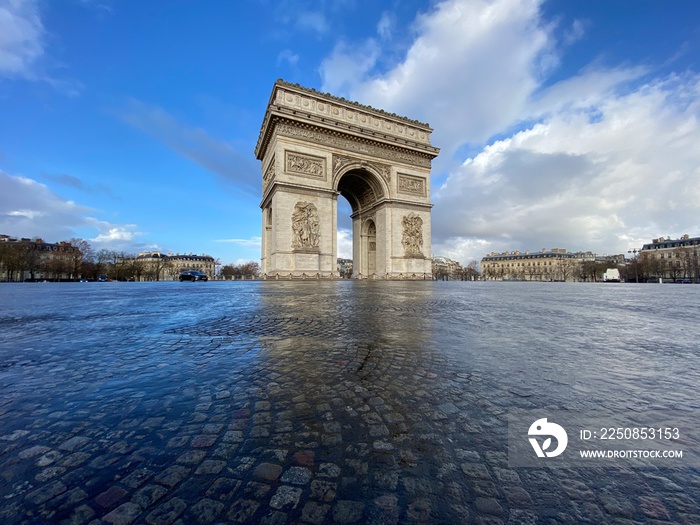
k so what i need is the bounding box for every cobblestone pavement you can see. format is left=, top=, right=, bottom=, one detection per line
left=1, top=281, right=698, bottom=524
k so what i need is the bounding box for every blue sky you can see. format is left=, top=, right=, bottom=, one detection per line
left=1, top=0, right=699, bottom=266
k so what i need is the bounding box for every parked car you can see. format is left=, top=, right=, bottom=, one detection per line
left=179, top=270, right=208, bottom=282
left=98, top=274, right=109, bottom=282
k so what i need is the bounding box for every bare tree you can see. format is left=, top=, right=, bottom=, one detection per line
left=19, top=242, right=43, bottom=281
left=95, top=249, right=113, bottom=278
left=1, top=243, right=23, bottom=281
left=144, top=255, right=166, bottom=281
left=44, top=252, right=70, bottom=281
left=221, top=261, right=261, bottom=279
left=558, top=259, right=577, bottom=282
left=68, top=238, right=94, bottom=280
left=639, top=252, right=661, bottom=281
left=463, top=260, right=480, bottom=281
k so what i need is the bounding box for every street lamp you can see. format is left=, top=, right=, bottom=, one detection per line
left=628, top=248, right=640, bottom=283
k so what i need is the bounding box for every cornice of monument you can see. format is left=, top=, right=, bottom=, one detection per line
left=255, top=79, right=440, bottom=161
left=273, top=79, right=432, bottom=129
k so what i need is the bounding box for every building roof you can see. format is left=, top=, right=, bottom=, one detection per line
left=137, top=252, right=214, bottom=260
left=482, top=250, right=577, bottom=261
left=642, top=235, right=699, bottom=250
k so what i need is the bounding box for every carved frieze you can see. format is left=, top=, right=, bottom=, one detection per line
left=276, top=123, right=431, bottom=169
left=285, top=151, right=326, bottom=180
left=292, top=201, right=320, bottom=251
left=397, top=173, right=426, bottom=197
left=401, top=212, right=424, bottom=257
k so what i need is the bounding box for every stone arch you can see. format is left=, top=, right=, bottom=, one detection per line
left=333, top=162, right=388, bottom=206
left=335, top=168, right=386, bottom=214
left=362, top=218, right=377, bottom=276
left=255, top=80, right=438, bottom=279
left=334, top=168, right=385, bottom=277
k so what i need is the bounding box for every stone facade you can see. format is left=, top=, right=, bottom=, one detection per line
left=0, top=235, right=80, bottom=281
left=336, top=258, right=353, bottom=278
left=482, top=249, right=582, bottom=282
left=136, top=252, right=216, bottom=281
left=431, top=256, right=462, bottom=280
left=255, top=80, right=439, bottom=279
left=481, top=248, right=627, bottom=282
left=640, top=234, right=700, bottom=282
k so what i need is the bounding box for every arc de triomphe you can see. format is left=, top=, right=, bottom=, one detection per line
left=255, top=80, right=439, bottom=279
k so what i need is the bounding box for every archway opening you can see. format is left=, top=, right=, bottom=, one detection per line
left=336, top=194, right=353, bottom=277
left=336, top=169, right=384, bottom=278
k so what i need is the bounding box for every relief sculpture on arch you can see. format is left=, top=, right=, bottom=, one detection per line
left=292, top=201, right=320, bottom=251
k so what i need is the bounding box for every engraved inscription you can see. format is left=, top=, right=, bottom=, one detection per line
left=397, top=174, right=426, bottom=197
left=285, top=151, right=326, bottom=179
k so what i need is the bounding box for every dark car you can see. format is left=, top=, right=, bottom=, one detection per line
left=179, top=270, right=208, bottom=282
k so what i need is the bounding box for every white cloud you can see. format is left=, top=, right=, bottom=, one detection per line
left=316, top=0, right=700, bottom=266
left=337, top=228, right=352, bottom=259
left=231, top=258, right=259, bottom=266
left=376, top=11, right=394, bottom=41
left=0, top=171, right=90, bottom=239
left=89, top=224, right=139, bottom=244
left=277, top=48, right=299, bottom=67
left=525, top=64, right=648, bottom=120
left=76, top=0, right=113, bottom=16
left=0, top=1, right=82, bottom=95
left=0, top=0, right=44, bottom=78
left=432, top=236, right=491, bottom=263
left=0, top=170, right=141, bottom=249
left=434, top=74, right=700, bottom=262
left=322, top=0, right=554, bottom=156
left=296, top=11, right=328, bottom=35
left=6, top=208, right=44, bottom=220
left=319, top=39, right=379, bottom=96
left=563, top=18, right=585, bottom=46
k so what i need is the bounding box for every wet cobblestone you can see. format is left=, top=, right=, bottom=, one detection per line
left=1, top=281, right=699, bottom=524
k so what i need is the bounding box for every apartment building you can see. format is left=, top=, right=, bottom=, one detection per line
left=639, top=234, right=700, bottom=282
left=431, top=256, right=463, bottom=280
left=0, top=235, right=80, bottom=281
left=136, top=252, right=216, bottom=281
left=481, top=248, right=582, bottom=281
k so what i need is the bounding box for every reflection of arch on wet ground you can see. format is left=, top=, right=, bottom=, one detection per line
left=163, top=281, right=460, bottom=390
left=250, top=281, right=440, bottom=380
